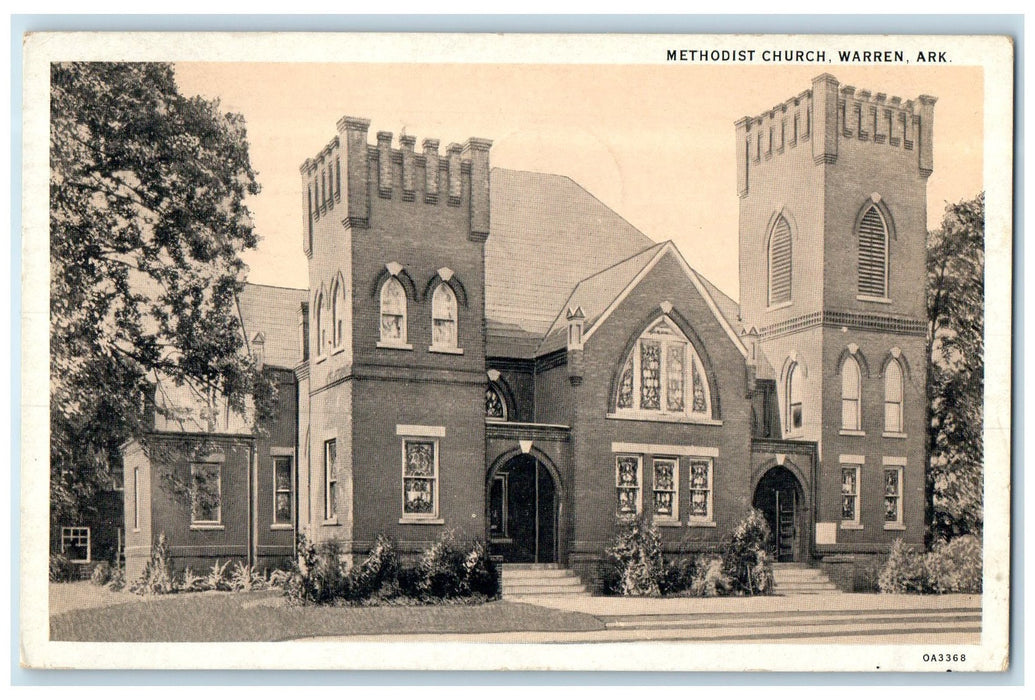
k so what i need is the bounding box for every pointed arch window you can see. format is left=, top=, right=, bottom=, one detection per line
left=786, top=361, right=803, bottom=433
left=431, top=283, right=458, bottom=350
left=612, top=316, right=711, bottom=420
left=379, top=277, right=408, bottom=346
left=314, top=290, right=327, bottom=358
left=884, top=359, right=904, bottom=433
left=841, top=356, right=862, bottom=431
left=767, top=215, right=792, bottom=306
left=858, top=204, right=890, bottom=299
left=485, top=384, right=507, bottom=421
left=331, top=278, right=346, bottom=349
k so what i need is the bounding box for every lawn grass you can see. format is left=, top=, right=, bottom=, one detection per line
left=49, top=589, right=605, bottom=642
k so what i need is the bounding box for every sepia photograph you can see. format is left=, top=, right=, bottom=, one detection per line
left=19, top=31, right=1013, bottom=672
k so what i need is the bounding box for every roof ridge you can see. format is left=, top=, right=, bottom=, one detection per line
left=570, top=240, right=666, bottom=288
left=243, top=281, right=309, bottom=293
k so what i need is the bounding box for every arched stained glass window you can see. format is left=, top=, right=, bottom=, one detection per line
left=485, top=384, right=507, bottom=421
left=431, top=283, right=458, bottom=349
left=858, top=205, right=890, bottom=298
left=841, top=356, right=861, bottom=431
left=884, top=359, right=904, bottom=433
left=379, top=277, right=407, bottom=345
left=787, top=361, right=803, bottom=433
left=768, top=216, right=792, bottom=306
left=613, top=316, right=711, bottom=419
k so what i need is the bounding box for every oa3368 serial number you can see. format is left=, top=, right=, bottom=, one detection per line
left=923, top=653, right=965, bottom=662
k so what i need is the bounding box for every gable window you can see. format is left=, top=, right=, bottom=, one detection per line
left=485, top=384, right=507, bottom=421
left=613, top=316, right=711, bottom=421
left=430, top=283, right=459, bottom=351
left=767, top=215, right=792, bottom=306
left=273, top=456, right=293, bottom=526
left=615, top=455, right=642, bottom=517
left=688, top=459, right=714, bottom=523
left=324, top=439, right=337, bottom=521
left=190, top=462, right=221, bottom=526
left=786, top=361, right=804, bottom=433
left=858, top=204, right=890, bottom=299
left=652, top=458, right=679, bottom=523
left=402, top=438, right=439, bottom=519
left=841, top=356, right=862, bottom=431
left=379, top=277, right=408, bottom=346
left=884, top=359, right=904, bottom=434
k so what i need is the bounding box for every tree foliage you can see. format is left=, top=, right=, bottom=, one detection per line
left=926, top=193, right=984, bottom=543
left=50, top=62, right=268, bottom=535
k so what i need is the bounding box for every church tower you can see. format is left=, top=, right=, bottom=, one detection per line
left=737, top=74, right=934, bottom=552
left=297, top=118, right=492, bottom=557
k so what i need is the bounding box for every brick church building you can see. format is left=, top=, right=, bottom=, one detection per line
left=121, top=74, right=934, bottom=590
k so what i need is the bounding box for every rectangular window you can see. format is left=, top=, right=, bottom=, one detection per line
left=324, top=439, right=337, bottom=520
left=841, top=466, right=860, bottom=525
left=688, top=459, right=713, bottom=522
left=190, top=462, right=221, bottom=525
left=652, top=458, right=679, bottom=522
left=61, top=526, right=91, bottom=563
left=489, top=473, right=508, bottom=539
left=615, top=455, right=642, bottom=517
left=273, top=456, right=293, bottom=525
left=884, top=466, right=904, bottom=527
left=402, top=438, right=438, bottom=518
left=132, top=467, right=139, bottom=530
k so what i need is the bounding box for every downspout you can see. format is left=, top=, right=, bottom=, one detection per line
left=249, top=442, right=257, bottom=568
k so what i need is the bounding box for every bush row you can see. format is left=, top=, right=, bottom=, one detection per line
left=283, top=530, right=498, bottom=605
left=878, top=535, right=982, bottom=594
left=602, top=509, right=775, bottom=597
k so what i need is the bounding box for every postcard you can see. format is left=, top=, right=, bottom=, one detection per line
left=21, top=31, right=1012, bottom=672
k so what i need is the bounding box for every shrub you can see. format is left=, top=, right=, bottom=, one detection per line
left=415, top=530, right=470, bottom=599
left=204, top=560, right=232, bottom=592
left=461, top=539, right=498, bottom=597
left=346, top=535, right=400, bottom=601
left=180, top=567, right=205, bottom=592
left=90, top=561, right=112, bottom=586
left=721, top=509, right=775, bottom=595
left=130, top=533, right=175, bottom=595
left=49, top=552, right=76, bottom=582
left=659, top=556, right=697, bottom=596
left=878, top=539, right=928, bottom=593
left=925, top=535, right=982, bottom=594
left=688, top=555, right=729, bottom=597
left=106, top=563, right=126, bottom=591
left=282, top=529, right=323, bottom=604
left=604, top=516, right=664, bottom=597
left=229, top=561, right=264, bottom=592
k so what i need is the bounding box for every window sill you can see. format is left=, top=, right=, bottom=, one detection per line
left=377, top=341, right=413, bottom=351
left=766, top=301, right=793, bottom=312
left=314, top=354, right=327, bottom=364
left=688, top=520, right=717, bottom=528
left=190, top=524, right=225, bottom=531
left=857, top=294, right=892, bottom=305
left=270, top=524, right=294, bottom=531
left=606, top=412, right=722, bottom=427
left=428, top=345, right=464, bottom=355
left=883, top=431, right=908, bottom=439
left=399, top=517, right=445, bottom=525
left=490, top=537, right=513, bottom=544
left=839, top=429, right=866, bottom=437
left=656, top=520, right=683, bottom=528
left=332, top=346, right=346, bottom=356
left=322, top=518, right=340, bottom=526
left=132, top=528, right=141, bottom=534
left=839, top=522, right=863, bottom=530
left=883, top=523, right=906, bottom=531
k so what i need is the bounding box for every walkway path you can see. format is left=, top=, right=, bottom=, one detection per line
left=305, top=593, right=981, bottom=644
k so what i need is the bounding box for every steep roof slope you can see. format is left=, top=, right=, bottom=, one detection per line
left=485, top=168, right=656, bottom=358
left=237, top=283, right=308, bottom=369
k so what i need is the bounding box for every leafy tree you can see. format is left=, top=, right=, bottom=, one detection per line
left=926, top=193, right=985, bottom=544
left=49, top=62, right=270, bottom=540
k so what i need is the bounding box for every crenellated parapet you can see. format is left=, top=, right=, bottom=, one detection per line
left=299, top=117, right=492, bottom=255
left=734, top=74, right=936, bottom=198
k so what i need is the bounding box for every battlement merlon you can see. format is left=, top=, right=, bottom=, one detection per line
left=734, top=74, right=937, bottom=196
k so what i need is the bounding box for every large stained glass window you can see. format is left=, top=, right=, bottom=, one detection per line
left=652, top=458, right=678, bottom=522
left=688, top=459, right=712, bottom=521
left=273, top=456, right=293, bottom=525
left=615, top=455, right=641, bottom=517
left=403, top=439, right=437, bottom=517
left=613, top=316, right=711, bottom=419
left=379, top=277, right=407, bottom=345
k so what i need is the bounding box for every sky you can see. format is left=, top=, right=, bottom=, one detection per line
left=173, top=63, right=983, bottom=301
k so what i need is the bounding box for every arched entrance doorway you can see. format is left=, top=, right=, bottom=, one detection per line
left=487, top=453, right=557, bottom=563
left=752, top=466, right=806, bottom=562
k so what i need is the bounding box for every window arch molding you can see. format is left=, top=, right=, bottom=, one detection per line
left=607, top=308, right=721, bottom=421
left=370, top=264, right=418, bottom=302
left=764, top=207, right=799, bottom=308
left=421, top=270, right=468, bottom=307
left=835, top=345, right=871, bottom=378
left=879, top=348, right=912, bottom=380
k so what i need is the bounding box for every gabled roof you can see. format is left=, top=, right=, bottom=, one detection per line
left=484, top=168, right=656, bottom=358
left=237, top=283, right=308, bottom=369
left=538, top=241, right=747, bottom=358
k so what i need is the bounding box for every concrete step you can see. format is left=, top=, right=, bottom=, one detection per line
left=500, top=563, right=560, bottom=570
left=771, top=564, right=840, bottom=593
left=502, top=582, right=588, bottom=596
left=500, top=568, right=577, bottom=580
left=499, top=564, right=590, bottom=599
